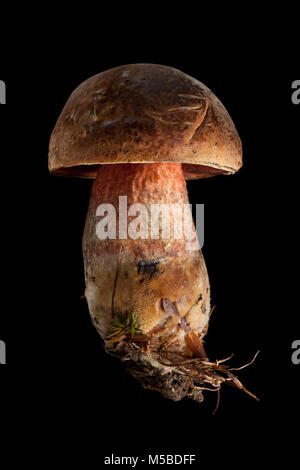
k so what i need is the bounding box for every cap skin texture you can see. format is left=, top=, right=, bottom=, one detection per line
left=48, top=64, right=242, bottom=179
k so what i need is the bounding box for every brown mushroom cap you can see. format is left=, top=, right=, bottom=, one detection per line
left=48, top=64, right=242, bottom=179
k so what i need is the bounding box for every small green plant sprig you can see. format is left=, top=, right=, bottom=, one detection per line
left=106, top=311, right=141, bottom=343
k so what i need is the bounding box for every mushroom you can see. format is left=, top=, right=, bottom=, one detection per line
left=49, top=64, right=246, bottom=403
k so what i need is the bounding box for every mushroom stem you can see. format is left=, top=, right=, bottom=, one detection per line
left=83, top=163, right=210, bottom=351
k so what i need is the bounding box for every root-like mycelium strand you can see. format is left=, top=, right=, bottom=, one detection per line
left=105, top=332, right=259, bottom=407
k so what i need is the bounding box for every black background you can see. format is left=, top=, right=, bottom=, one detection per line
left=0, top=11, right=299, bottom=468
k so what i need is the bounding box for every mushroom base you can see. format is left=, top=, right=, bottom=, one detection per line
left=107, top=341, right=204, bottom=403
left=105, top=339, right=258, bottom=405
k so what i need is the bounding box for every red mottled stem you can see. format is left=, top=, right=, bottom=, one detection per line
left=83, top=163, right=210, bottom=345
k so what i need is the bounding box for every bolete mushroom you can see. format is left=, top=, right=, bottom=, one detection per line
left=49, top=64, right=254, bottom=404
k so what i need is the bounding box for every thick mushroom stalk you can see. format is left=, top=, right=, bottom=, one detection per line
left=83, top=163, right=211, bottom=400
left=83, top=162, right=210, bottom=342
